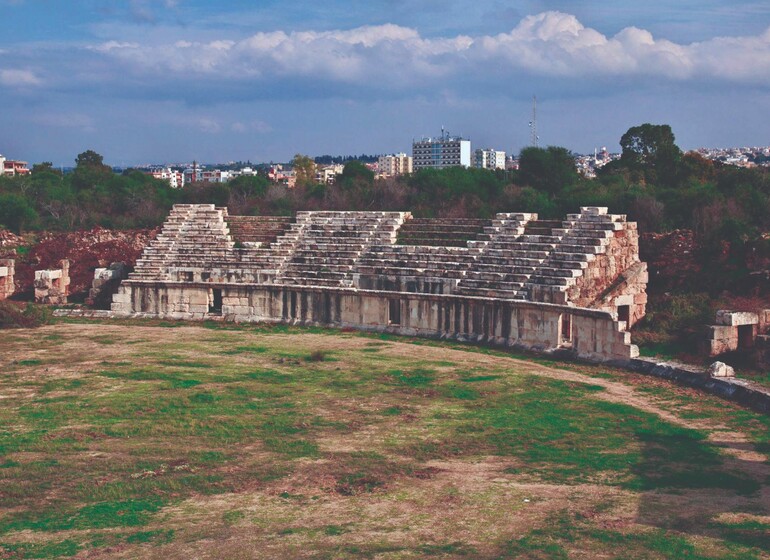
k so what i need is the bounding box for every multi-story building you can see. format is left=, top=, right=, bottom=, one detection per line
left=377, top=153, right=413, bottom=177
left=316, top=164, right=345, bottom=185
left=183, top=166, right=231, bottom=184
left=412, top=131, right=471, bottom=170
left=0, top=155, right=30, bottom=177
left=474, top=149, right=506, bottom=170
left=148, top=167, right=184, bottom=188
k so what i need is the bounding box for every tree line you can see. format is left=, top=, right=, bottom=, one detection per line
left=2, top=127, right=769, bottom=254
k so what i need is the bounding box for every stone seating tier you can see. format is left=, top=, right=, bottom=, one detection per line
left=355, top=266, right=469, bottom=278
left=125, top=207, right=639, bottom=305
left=396, top=217, right=490, bottom=247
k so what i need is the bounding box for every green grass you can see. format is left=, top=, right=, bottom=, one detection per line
left=0, top=321, right=768, bottom=558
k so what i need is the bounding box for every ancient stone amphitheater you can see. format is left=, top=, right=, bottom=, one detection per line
left=112, top=204, right=648, bottom=362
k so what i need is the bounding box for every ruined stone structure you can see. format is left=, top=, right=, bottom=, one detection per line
left=0, top=259, right=14, bottom=300
left=707, top=309, right=770, bottom=369
left=112, top=204, right=647, bottom=362
left=706, top=310, right=770, bottom=356
left=34, top=259, right=70, bottom=304
left=86, top=262, right=128, bottom=307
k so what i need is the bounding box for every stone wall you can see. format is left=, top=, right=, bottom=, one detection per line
left=34, top=259, right=70, bottom=304
left=0, top=258, right=14, bottom=300
left=112, top=281, right=638, bottom=362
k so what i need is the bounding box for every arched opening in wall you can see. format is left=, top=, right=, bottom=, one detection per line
left=559, top=314, right=573, bottom=347
left=209, top=288, right=223, bottom=315
left=618, top=305, right=630, bottom=330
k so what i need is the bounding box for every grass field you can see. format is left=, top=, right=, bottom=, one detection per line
left=1, top=320, right=769, bottom=559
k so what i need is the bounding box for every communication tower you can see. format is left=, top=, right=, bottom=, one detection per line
left=528, top=96, right=539, bottom=147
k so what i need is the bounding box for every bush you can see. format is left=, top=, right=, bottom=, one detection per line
left=307, top=350, right=326, bottom=362
left=0, top=301, right=53, bottom=329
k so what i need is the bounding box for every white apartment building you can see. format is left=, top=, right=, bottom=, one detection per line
left=149, top=167, right=184, bottom=188
left=412, top=132, right=471, bottom=170
left=377, top=153, right=413, bottom=176
left=474, top=148, right=506, bottom=170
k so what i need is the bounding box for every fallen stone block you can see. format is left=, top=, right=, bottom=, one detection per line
left=708, top=361, right=735, bottom=378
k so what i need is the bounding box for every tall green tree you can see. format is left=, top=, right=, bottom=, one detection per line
left=338, top=160, right=374, bottom=190
left=72, top=149, right=112, bottom=190
left=0, top=193, right=38, bottom=233
left=619, top=124, right=682, bottom=186
left=518, top=146, right=578, bottom=195
left=31, top=161, right=61, bottom=176
left=291, top=154, right=316, bottom=188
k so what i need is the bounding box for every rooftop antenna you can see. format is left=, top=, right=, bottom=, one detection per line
left=529, top=95, right=539, bottom=148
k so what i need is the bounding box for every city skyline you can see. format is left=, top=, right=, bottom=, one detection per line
left=1, top=0, right=769, bottom=166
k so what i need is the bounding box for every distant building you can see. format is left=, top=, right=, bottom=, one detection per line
left=183, top=166, right=231, bottom=184
left=377, top=153, right=413, bottom=177
left=0, top=155, right=30, bottom=177
left=474, top=149, right=506, bottom=170
left=412, top=131, right=471, bottom=170
left=268, top=165, right=296, bottom=188
left=316, top=164, right=344, bottom=185
left=148, top=167, right=184, bottom=188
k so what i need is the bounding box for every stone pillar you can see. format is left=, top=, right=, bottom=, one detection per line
left=0, top=258, right=14, bottom=300
left=34, top=259, right=70, bottom=304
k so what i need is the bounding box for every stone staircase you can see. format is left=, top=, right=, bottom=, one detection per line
left=226, top=215, right=294, bottom=248
left=354, top=244, right=477, bottom=293
left=274, top=211, right=408, bottom=287
left=455, top=212, right=541, bottom=299
left=126, top=206, right=630, bottom=303
left=129, top=204, right=233, bottom=281
left=523, top=207, right=625, bottom=304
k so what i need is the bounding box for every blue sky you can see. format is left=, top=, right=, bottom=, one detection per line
left=1, top=0, right=769, bottom=166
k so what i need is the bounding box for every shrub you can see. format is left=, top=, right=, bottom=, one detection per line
left=307, top=350, right=326, bottom=362
left=0, top=301, right=53, bottom=329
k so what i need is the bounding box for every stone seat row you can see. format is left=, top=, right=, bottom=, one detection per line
left=355, top=266, right=469, bottom=278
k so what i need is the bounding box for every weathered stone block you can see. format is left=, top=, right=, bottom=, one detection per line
left=708, top=325, right=737, bottom=339
left=709, top=338, right=738, bottom=356
left=708, top=361, right=735, bottom=378
left=716, top=310, right=758, bottom=326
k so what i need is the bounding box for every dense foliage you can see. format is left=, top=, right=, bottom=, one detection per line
left=2, top=131, right=769, bottom=246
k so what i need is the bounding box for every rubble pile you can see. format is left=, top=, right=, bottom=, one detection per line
left=0, top=229, right=22, bottom=254
left=14, top=227, right=157, bottom=296
left=640, top=230, right=701, bottom=292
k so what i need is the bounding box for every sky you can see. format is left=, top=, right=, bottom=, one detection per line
left=1, top=0, right=769, bottom=166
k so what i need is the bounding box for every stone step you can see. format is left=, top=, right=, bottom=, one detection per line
left=464, top=271, right=530, bottom=283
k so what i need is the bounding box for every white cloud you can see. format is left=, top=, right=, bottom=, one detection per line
left=0, top=68, right=42, bottom=86
left=91, top=12, right=770, bottom=88
left=89, top=41, right=140, bottom=53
